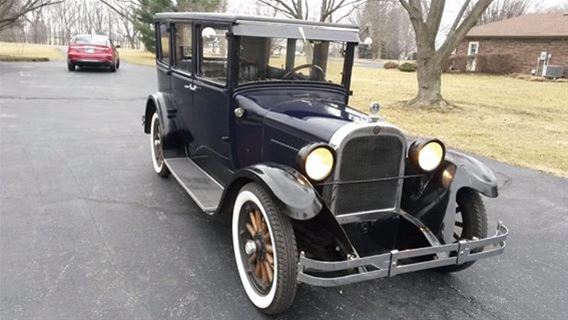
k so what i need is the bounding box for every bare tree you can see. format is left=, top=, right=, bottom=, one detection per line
left=257, top=0, right=366, bottom=23
left=362, top=1, right=414, bottom=60
left=0, top=0, right=62, bottom=32
left=477, top=0, right=536, bottom=25
left=398, top=0, right=494, bottom=109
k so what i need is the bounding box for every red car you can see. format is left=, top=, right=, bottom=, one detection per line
left=67, top=34, right=120, bottom=72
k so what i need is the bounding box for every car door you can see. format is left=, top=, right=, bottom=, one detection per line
left=192, top=24, right=233, bottom=180
left=170, top=21, right=196, bottom=145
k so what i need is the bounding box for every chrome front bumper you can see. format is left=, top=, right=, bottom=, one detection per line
left=298, top=222, right=508, bottom=287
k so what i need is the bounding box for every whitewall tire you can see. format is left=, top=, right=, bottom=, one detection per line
left=150, top=112, right=170, bottom=178
left=232, top=183, right=297, bottom=314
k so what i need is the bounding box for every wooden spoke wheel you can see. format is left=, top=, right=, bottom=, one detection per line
left=232, top=183, right=297, bottom=314
left=243, top=207, right=275, bottom=293
left=438, top=189, right=488, bottom=273
left=150, top=112, right=170, bottom=178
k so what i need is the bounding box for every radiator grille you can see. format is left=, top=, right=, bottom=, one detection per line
left=333, top=135, right=404, bottom=215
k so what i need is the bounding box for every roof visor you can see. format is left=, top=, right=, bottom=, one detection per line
left=233, top=21, right=360, bottom=43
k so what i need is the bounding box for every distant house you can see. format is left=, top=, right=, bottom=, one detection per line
left=456, top=13, right=568, bottom=75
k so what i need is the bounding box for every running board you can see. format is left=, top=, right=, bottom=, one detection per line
left=164, top=158, right=224, bottom=214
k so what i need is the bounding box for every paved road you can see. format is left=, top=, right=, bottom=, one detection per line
left=1, top=61, right=567, bottom=320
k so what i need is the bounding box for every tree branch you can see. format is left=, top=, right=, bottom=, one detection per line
left=425, top=0, right=445, bottom=37
left=437, top=0, right=492, bottom=61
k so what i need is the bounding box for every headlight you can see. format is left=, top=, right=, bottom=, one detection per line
left=409, top=139, right=446, bottom=172
left=297, top=143, right=335, bottom=181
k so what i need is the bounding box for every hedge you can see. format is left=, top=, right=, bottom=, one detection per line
left=445, top=54, right=515, bottom=74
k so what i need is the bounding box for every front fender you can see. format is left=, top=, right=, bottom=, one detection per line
left=217, top=163, right=323, bottom=220
left=440, top=150, right=498, bottom=244
left=446, top=150, right=498, bottom=198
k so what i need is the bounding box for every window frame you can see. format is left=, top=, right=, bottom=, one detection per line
left=157, top=21, right=172, bottom=67
left=468, top=41, right=479, bottom=56
left=234, top=36, right=355, bottom=93
left=195, top=23, right=231, bottom=88
left=172, top=21, right=194, bottom=76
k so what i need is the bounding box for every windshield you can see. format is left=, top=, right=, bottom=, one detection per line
left=239, top=36, right=348, bottom=86
left=73, top=35, right=109, bottom=46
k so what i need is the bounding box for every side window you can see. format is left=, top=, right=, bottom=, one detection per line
left=199, top=26, right=229, bottom=84
left=159, top=23, right=170, bottom=65
left=174, top=23, right=192, bottom=73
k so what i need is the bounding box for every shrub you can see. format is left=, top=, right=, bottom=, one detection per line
left=444, top=54, right=514, bottom=74
left=398, top=62, right=416, bottom=72
left=476, top=54, right=515, bottom=74
left=383, top=61, right=398, bottom=69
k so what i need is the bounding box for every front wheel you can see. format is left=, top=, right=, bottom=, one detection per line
left=232, top=183, right=298, bottom=314
left=438, top=189, right=488, bottom=273
left=150, top=112, right=170, bottom=178
left=67, top=62, right=75, bottom=71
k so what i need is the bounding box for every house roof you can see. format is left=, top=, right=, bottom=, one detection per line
left=467, top=13, right=568, bottom=38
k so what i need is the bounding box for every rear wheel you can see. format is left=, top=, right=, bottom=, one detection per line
left=232, top=183, right=297, bottom=314
left=438, top=189, right=488, bottom=273
left=110, top=61, right=117, bottom=72
left=150, top=112, right=170, bottom=178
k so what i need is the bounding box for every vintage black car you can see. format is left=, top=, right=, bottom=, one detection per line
left=143, top=12, right=508, bottom=314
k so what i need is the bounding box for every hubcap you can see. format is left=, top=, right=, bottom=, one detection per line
left=245, top=240, right=257, bottom=256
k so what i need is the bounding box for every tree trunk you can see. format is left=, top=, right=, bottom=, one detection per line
left=411, top=61, right=443, bottom=107
left=407, top=47, right=451, bottom=110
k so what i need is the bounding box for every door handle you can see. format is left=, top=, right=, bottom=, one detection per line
left=184, top=84, right=198, bottom=91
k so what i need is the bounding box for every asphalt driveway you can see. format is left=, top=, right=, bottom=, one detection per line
left=1, top=61, right=567, bottom=320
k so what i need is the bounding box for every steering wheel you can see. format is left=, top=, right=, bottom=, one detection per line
left=282, top=64, right=325, bottom=80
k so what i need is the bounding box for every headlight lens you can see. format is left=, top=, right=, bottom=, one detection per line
left=298, top=144, right=335, bottom=181
left=409, top=139, right=446, bottom=172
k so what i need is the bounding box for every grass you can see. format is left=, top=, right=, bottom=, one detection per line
left=0, top=41, right=63, bottom=60
left=118, top=48, right=155, bottom=66
left=3, top=42, right=567, bottom=176
left=350, top=69, right=568, bottom=177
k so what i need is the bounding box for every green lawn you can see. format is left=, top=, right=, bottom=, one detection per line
left=4, top=42, right=567, bottom=176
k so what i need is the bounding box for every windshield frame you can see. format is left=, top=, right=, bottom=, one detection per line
left=234, top=35, right=356, bottom=91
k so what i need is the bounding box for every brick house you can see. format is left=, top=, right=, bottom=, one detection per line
left=456, top=13, right=568, bottom=74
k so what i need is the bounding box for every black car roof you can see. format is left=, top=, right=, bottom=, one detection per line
left=155, top=12, right=360, bottom=43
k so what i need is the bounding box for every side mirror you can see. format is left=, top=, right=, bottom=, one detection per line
left=115, top=44, right=121, bottom=48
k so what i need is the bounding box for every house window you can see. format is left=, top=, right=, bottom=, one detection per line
left=468, top=41, right=479, bottom=56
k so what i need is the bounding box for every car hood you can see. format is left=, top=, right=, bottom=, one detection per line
left=234, top=84, right=368, bottom=142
